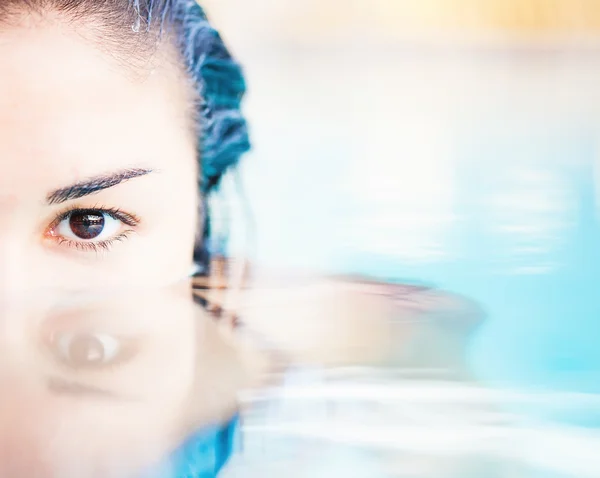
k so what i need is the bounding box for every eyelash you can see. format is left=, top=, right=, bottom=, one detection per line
left=48, top=206, right=140, bottom=253
left=55, top=232, right=133, bottom=253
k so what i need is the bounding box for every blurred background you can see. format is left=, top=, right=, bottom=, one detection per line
left=198, top=1, right=600, bottom=476
left=202, top=0, right=600, bottom=271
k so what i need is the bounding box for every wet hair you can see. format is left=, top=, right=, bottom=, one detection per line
left=0, top=0, right=251, bottom=272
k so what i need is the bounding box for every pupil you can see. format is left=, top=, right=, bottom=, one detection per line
left=69, top=212, right=105, bottom=240
left=69, top=335, right=105, bottom=365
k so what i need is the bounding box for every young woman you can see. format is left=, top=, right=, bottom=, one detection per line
left=0, top=1, right=253, bottom=476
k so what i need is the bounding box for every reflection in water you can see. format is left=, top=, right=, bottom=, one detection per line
left=1, top=266, right=600, bottom=476
left=0, top=268, right=486, bottom=477
left=0, top=280, right=259, bottom=478
left=228, top=372, right=600, bottom=478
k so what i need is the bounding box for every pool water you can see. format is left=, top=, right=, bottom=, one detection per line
left=239, top=47, right=600, bottom=428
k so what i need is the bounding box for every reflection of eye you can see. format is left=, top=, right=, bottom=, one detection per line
left=49, top=332, right=131, bottom=369
left=46, top=208, right=139, bottom=252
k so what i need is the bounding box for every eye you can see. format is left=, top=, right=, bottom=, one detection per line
left=49, top=331, right=131, bottom=369
left=46, top=207, right=139, bottom=251
left=57, top=210, right=121, bottom=241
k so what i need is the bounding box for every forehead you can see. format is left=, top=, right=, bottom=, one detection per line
left=0, top=21, right=196, bottom=195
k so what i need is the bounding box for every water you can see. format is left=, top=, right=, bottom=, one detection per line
left=229, top=46, right=600, bottom=473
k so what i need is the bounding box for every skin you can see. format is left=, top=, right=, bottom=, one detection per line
left=0, top=14, right=249, bottom=478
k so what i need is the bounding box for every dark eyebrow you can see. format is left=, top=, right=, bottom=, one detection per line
left=46, top=168, right=153, bottom=205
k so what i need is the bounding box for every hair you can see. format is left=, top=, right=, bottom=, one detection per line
left=0, top=0, right=251, bottom=273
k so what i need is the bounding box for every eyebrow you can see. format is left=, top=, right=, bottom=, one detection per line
left=46, top=168, right=153, bottom=205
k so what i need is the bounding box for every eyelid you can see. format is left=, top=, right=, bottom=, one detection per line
left=50, top=206, right=140, bottom=229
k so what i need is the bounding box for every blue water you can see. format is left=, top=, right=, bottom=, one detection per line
left=237, top=50, right=600, bottom=435
left=336, top=132, right=600, bottom=426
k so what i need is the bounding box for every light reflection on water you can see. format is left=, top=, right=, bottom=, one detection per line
left=226, top=369, right=600, bottom=477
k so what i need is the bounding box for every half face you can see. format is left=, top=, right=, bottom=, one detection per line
left=0, top=15, right=227, bottom=478
left=0, top=19, right=199, bottom=291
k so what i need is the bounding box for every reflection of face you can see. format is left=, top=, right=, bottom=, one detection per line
left=7, top=287, right=199, bottom=478
left=0, top=17, right=215, bottom=478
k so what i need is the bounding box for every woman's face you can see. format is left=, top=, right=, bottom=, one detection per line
left=0, top=21, right=199, bottom=290
left=0, top=17, right=218, bottom=477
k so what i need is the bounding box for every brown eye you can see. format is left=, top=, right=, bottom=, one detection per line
left=69, top=212, right=105, bottom=240
left=53, top=210, right=122, bottom=244
left=49, top=332, right=130, bottom=369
